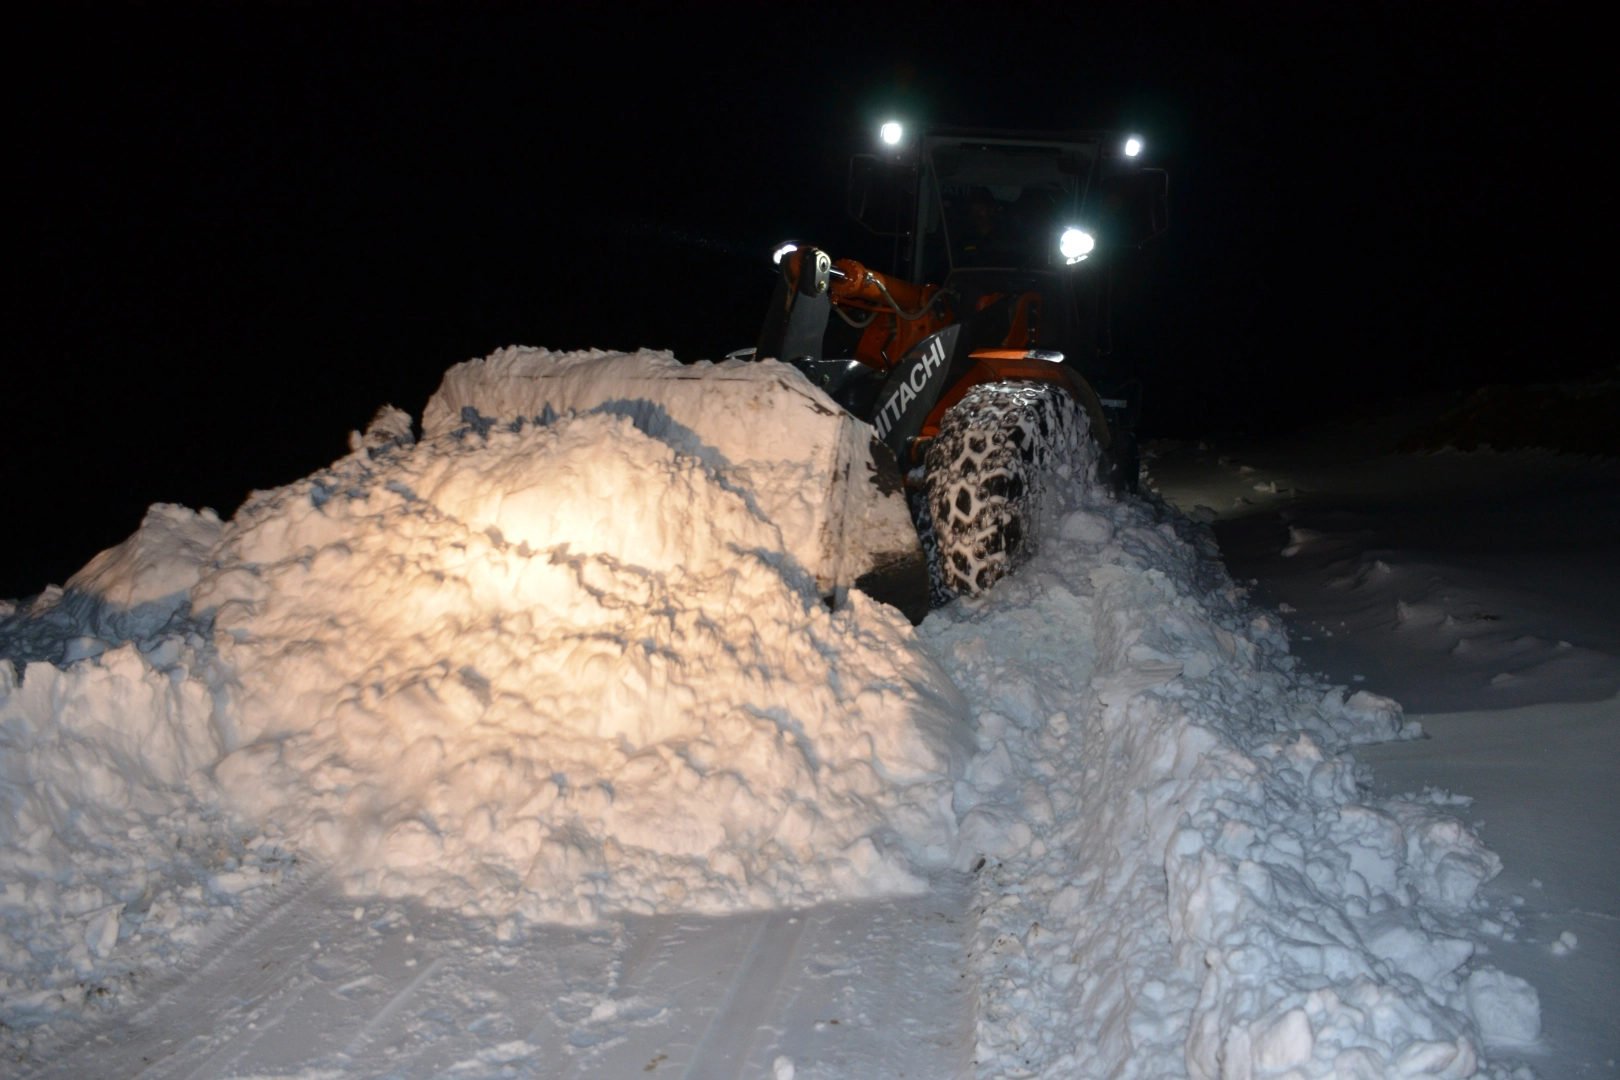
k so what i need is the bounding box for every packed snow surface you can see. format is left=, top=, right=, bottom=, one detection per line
left=2, top=349, right=1541, bottom=1077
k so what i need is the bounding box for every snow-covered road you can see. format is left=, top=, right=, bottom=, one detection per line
left=1147, top=422, right=1620, bottom=1077
left=1362, top=699, right=1620, bottom=1078
left=1146, top=424, right=1620, bottom=712
left=33, top=872, right=972, bottom=1079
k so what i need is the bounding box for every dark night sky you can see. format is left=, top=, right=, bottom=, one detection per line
left=3, top=4, right=1607, bottom=599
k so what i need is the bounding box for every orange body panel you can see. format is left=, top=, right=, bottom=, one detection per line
left=829, top=257, right=933, bottom=311
left=781, top=252, right=1106, bottom=465
left=914, top=356, right=1075, bottom=451
left=789, top=252, right=1046, bottom=371
left=828, top=258, right=953, bottom=371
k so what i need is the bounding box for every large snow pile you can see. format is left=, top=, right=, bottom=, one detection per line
left=1, top=350, right=971, bottom=1036
left=1, top=347, right=1539, bottom=1077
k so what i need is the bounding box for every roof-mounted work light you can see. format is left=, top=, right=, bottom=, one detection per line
left=880, top=121, right=903, bottom=146
left=1124, top=137, right=1143, bottom=157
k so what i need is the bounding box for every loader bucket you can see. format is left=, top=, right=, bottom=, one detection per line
left=424, top=347, right=930, bottom=622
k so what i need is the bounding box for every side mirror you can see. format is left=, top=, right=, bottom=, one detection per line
left=1098, top=168, right=1169, bottom=247
left=847, top=154, right=912, bottom=237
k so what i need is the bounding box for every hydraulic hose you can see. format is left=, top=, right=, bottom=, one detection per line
left=869, top=276, right=936, bottom=321
left=828, top=259, right=941, bottom=322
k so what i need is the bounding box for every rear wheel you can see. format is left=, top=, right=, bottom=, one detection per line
left=922, top=382, right=1092, bottom=597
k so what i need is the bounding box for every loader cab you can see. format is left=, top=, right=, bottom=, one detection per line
left=915, top=139, right=1090, bottom=281
left=848, top=127, right=1167, bottom=399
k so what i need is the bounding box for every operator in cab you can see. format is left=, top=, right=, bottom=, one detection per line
left=953, top=187, right=1027, bottom=268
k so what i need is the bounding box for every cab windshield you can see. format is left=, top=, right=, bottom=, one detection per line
left=922, top=143, right=1093, bottom=274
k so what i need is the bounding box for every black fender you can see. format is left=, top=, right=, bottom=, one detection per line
left=868, top=324, right=963, bottom=462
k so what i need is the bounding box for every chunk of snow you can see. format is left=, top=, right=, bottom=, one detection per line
left=1058, top=509, right=1113, bottom=544
left=1280, top=525, right=1322, bottom=557
left=350, top=403, right=416, bottom=453
left=83, top=904, right=122, bottom=959
left=1465, top=967, right=1542, bottom=1044
left=1356, top=907, right=1474, bottom=982
left=0, top=504, right=221, bottom=666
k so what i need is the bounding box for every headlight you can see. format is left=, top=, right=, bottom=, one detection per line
left=880, top=121, right=903, bottom=146
left=1124, top=137, right=1143, bottom=157
left=1059, top=227, right=1095, bottom=265
left=772, top=242, right=798, bottom=266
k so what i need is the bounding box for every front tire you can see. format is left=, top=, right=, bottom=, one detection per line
left=922, top=382, right=1092, bottom=597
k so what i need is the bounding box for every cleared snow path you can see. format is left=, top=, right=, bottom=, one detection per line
left=30, top=867, right=973, bottom=1079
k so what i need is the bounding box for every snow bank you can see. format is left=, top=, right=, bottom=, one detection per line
left=1, top=350, right=969, bottom=1036
left=925, top=480, right=1538, bottom=1077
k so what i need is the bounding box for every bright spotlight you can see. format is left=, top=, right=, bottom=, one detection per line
left=880, top=121, right=903, bottom=146
left=1124, top=137, right=1143, bottom=157
left=1059, top=227, right=1095, bottom=265
left=772, top=242, right=798, bottom=266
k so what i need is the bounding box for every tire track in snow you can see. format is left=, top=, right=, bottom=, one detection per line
left=678, top=911, right=809, bottom=1080
left=132, top=870, right=341, bottom=1080
left=561, top=885, right=972, bottom=1079
left=28, top=865, right=334, bottom=1080
left=42, top=878, right=972, bottom=1078
left=341, top=955, right=449, bottom=1058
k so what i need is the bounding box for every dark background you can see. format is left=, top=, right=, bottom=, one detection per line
left=3, top=4, right=1606, bottom=599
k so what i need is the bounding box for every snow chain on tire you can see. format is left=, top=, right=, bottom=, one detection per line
left=921, top=382, right=1091, bottom=598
